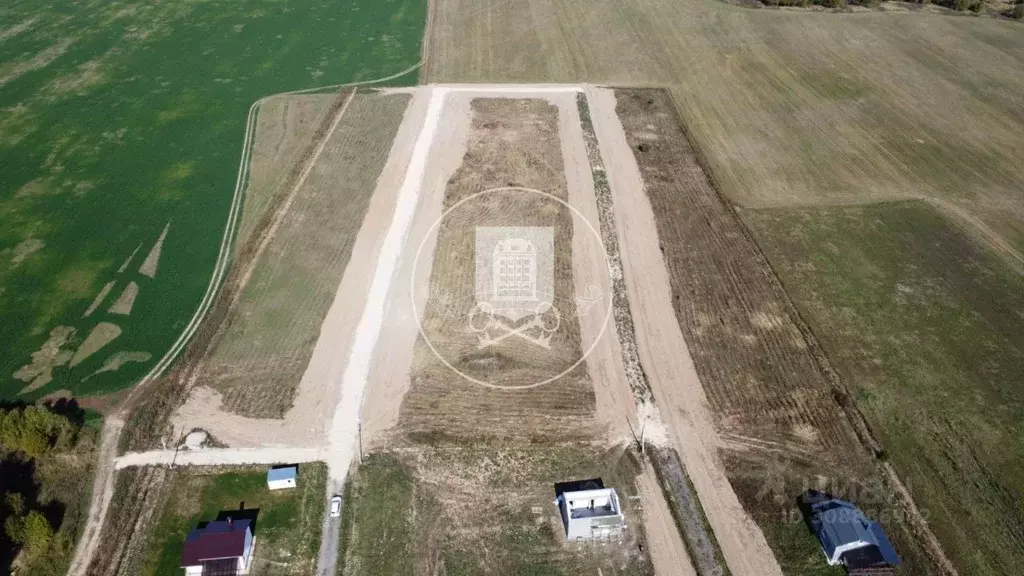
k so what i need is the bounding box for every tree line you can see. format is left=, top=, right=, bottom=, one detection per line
left=0, top=404, right=83, bottom=571
left=0, top=404, right=79, bottom=458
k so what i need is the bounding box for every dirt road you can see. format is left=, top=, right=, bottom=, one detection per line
left=113, top=447, right=327, bottom=469
left=66, top=417, right=123, bottom=576
left=586, top=87, right=784, bottom=576
left=359, top=85, right=699, bottom=576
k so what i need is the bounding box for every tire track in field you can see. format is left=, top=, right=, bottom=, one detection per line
left=138, top=60, right=426, bottom=392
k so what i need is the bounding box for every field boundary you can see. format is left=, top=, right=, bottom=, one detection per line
left=576, top=90, right=727, bottom=576
left=135, top=59, right=426, bottom=395
left=666, top=92, right=959, bottom=575
left=68, top=62, right=425, bottom=576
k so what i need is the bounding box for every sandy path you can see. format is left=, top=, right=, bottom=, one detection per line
left=170, top=90, right=432, bottom=450
left=323, top=86, right=446, bottom=480
left=67, top=417, right=123, bottom=576
left=586, top=87, right=783, bottom=576
left=316, top=85, right=444, bottom=576
left=359, top=87, right=468, bottom=444
left=360, top=85, right=635, bottom=445
left=559, top=89, right=695, bottom=576
left=114, top=447, right=326, bottom=469
left=553, top=90, right=635, bottom=443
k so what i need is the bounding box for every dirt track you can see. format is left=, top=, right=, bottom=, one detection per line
left=586, top=86, right=784, bottom=576
left=66, top=417, right=123, bottom=576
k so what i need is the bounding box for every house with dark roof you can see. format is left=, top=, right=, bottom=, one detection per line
left=181, top=517, right=254, bottom=576
left=801, top=491, right=901, bottom=575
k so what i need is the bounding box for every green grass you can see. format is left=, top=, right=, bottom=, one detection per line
left=743, top=200, right=1024, bottom=575
left=757, top=517, right=844, bottom=576
left=339, top=447, right=654, bottom=576
left=141, top=463, right=327, bottom=576
left=0, top=0, right=426, bottom=401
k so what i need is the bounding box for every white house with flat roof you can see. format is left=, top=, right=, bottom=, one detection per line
left=554, top=479, right=626, bottom=541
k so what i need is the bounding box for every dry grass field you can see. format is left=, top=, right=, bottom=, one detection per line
left=194, top=91, right=411, bottom=418
left=399, top=98, right=597, bottom=441
left=339, top=446, right=653, bottom=576
left=424, top=1, right=1024, bottom=573
left=238, top=95, right=336, bottom=247
left=744, top=201, right=1024, bottom=575
left=613, top=87, right=939, bottom=574
left=424, top=0, right=1024, bottom=249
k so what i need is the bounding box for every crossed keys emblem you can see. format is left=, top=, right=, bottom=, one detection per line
left=469, top=301, right=562, bottom=349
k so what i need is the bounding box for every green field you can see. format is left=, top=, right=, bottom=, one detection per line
left=0, top=0, right=426, bottom=401
left=743, top=200, right=1024, bottom=575
left=339, top=447, right=653, bottom=576
left=140, top=463, right=327, bottom=576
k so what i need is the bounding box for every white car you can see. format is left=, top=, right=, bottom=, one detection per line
left=329, top=495, right=342, bottom=518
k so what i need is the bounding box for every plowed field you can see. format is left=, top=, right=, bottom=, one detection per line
left=613, top=88, right=939, bottom=574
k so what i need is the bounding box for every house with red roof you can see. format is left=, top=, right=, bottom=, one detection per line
left=180, top=517, right=254, bottom=576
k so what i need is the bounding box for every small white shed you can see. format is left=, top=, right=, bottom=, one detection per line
left=267, top=466, right=298, bottom=490
left=554, top=481, right=626, bottom=541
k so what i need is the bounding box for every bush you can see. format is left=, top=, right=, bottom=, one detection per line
left=1012, top=2, right=1024, bottom=17
left=5, top=509, right=55, bottom=558
left=0, top=405, right=79, bottom=457
left=969, top=0, right=984, bottom=11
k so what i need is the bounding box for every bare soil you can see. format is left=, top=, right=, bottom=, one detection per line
left=398, top=97, right=596, bottom=442
left=83, top=281, right=114, bottom=317
left=614, top=88, right=861, bottom=459
left=238, top=94, right=336, bottom=247
left=168, top=89, right=421, bottom=448
left=106, top=281, right=138, bottom=315
left=587, top=86, right=778, bottom=576
left=70, top=322, right=122, bottom=367
left=359, top=86, right=690, bottom=576
left=13, top=325, right=75, bottom=392
left=138, top=222, right=168, bottom=279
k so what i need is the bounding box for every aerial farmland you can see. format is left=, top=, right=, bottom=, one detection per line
left=1, top=0, right=1022, bottom=575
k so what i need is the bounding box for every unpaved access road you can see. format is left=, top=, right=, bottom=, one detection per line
left=113, top=447, right=327, bottom=469
left=66, top=417, right=123, bottom=576
left=586, top=86, right=784, bottom=576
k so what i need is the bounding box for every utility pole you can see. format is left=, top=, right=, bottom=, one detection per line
left=170, top=425, right=183, bottom=469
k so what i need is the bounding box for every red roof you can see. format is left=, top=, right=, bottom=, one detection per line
left=181, top=519, right=251, bottom=566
